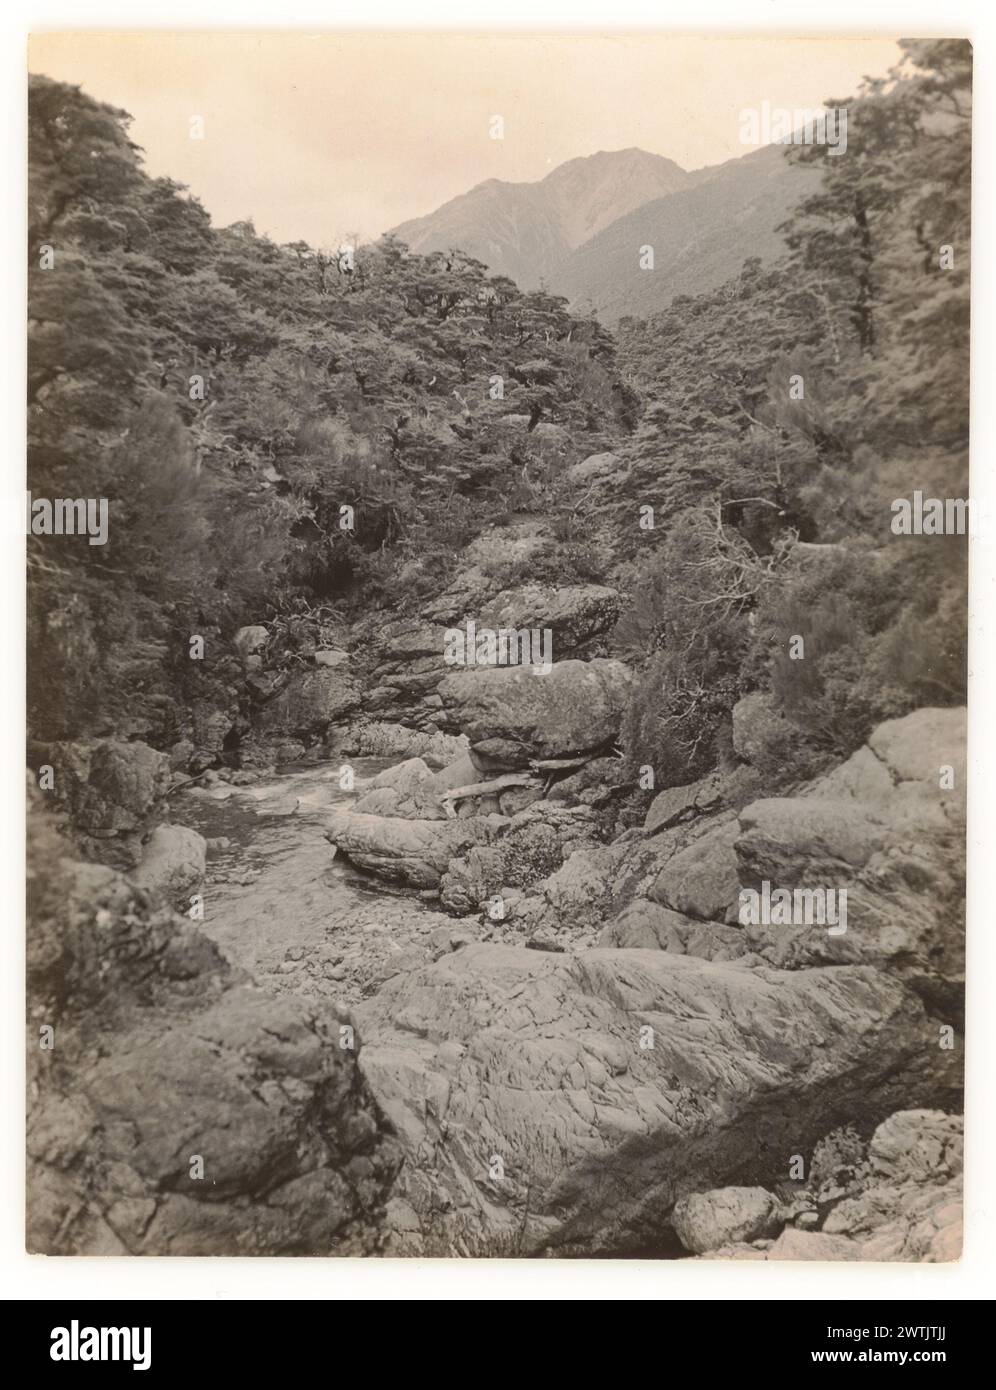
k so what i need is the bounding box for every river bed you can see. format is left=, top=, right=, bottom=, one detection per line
left=171, top=759, right=451, bottom=1007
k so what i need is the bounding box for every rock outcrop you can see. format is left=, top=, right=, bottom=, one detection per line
left=131, top=823, right=207, bottom=906
left=256, top=667, right=361, bottom=738
left=27, top=799, right=400, bottom=1257
left=437, top=658, right=634, bottom=770
left=438, top=803, right=603, bottom=914
left=324, top=809, right=496, bottom=888
left=650, top=820, right=742, bottom=923
left=334, top=720, right=468, bottom=765
left=50, top=738, right=172, bottom=869
left=734, top=707, right=966, bottom=1001
left=819, top=1110, right=962, bottom=1262
left=599, top=900, right=749, bottom=960
left=34, top=687, right=964, bottom=1263
left=350, top=586, right=626, bottom=733
left=352, top=757, right=451, bottom=822
left=644, top=772, right=727, bottom=834
left=476, top=583, right=620, bottom=658
left=355, top=944, right=959, bottom=1256
left=687, top=1110, right=962, bottom=1262
left=593, top=709, right=967, bottom=1014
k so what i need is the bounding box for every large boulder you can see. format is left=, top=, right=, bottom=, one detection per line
left=52, top=739, right=172, bottom=868
left=437, top=658, right=634, bottom=770
left=650, top=820, right=742, bottom=923
left=672, top=1186, right=781, bottom=1255
left=737, top=798, right=892, bottom=880
left=324, top=809, right=494, bottom=888
left=353, top=758, right=447, bottom=821
left=644, top=772, right=726, bottom=834
left=477, top=584, right=621, bottom=658
left=29, top=982, right=401, bottom=1256
left=132, top=824, right=207, bottom=905
left=355, top=943, right=959, bottom=1257
left=642, top=765, right=765, bottom=835
left=539, top=844, right=620, bottom=924
left=370, top=619, right=449, bottom=665
left=868, top=708, right=967, bottom=789
left=352, top=752, right=491, bottom=822
left=256, top=667, right=361, bottom=737
left=54, top=738, right=170, bottom=836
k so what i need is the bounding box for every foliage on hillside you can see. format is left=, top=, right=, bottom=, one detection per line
left=27, top=75, right=628, bottom=743
left=28, top=40, right=970, bottom=798
left=612, top=39, right=970, bottom=784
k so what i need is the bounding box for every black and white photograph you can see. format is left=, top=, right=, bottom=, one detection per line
left=7, top=0, right=993, bottom=1325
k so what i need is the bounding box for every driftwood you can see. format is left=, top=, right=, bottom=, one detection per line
left=165, top=773, right=201, bottom=797
left=440, top=773, right=539, bottom=818
left=529, top=756, right=591, bottom=772
left=528, top=754, right=600, bottom=793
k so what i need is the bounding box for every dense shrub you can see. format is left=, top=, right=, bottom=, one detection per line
left=756, top=545, right=966, bottom=756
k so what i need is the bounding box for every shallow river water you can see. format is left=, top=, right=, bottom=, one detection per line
left=171, top=758, right=439, bottom=1007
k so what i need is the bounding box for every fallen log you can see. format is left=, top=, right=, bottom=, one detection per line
left=440, top=773, right=539, bottom=818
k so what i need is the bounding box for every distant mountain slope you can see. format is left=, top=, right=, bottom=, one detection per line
left=555, top=144, right=823, bottom=322
left=390, top=148, right=693, bottom=290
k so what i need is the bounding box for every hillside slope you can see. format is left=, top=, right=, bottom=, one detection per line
left=556, top=143, right=823, bottom=322
left=390, top=147, right=692, bottom=290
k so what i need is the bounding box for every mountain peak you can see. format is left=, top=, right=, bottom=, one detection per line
left=541, top=146, right=685, bottom=179
left=389, top=148, right=693, bottom=290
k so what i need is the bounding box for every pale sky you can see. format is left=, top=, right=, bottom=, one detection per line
left=29, top=32, right=903, bottom=247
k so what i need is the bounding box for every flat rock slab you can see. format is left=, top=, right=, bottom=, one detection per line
left=325, top=809, right=493, bottom=888
left=356, top=943, right=959, bottom=1257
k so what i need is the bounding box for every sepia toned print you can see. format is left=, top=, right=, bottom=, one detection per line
left=26, top=33, right=968, bottom=1260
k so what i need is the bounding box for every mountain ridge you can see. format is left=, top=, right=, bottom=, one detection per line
left=389, top=143, right=821, bottom=321
left=389, top=147, right=694, bottom=291
left=556, top=144, right=824, bottom=322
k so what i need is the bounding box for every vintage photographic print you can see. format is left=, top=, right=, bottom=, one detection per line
left=26, top=31, right=968, bottom=1262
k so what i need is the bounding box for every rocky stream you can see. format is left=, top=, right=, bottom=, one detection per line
left=26, top=524, right=966, bottom=1261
